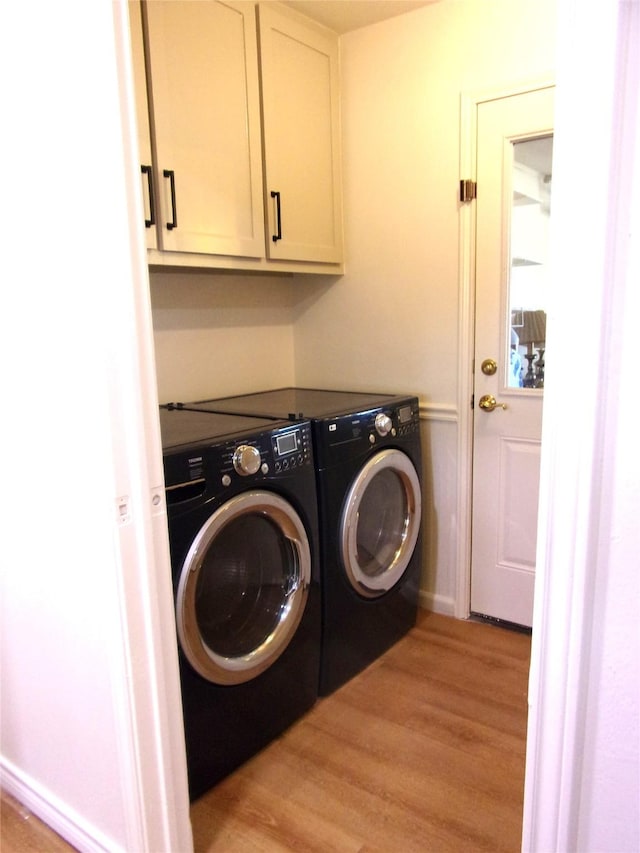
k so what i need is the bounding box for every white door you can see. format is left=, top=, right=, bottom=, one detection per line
left=470, top=87, right=554, bottom=628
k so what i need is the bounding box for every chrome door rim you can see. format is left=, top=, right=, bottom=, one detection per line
left=340, top=449, right=421, bottom=598
left=176, top=490, right=311, bottom=685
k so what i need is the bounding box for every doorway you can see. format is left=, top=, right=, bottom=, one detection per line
left=457, top=83, right=555, bottom=627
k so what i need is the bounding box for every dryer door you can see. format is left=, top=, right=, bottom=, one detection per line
left=340, top=449, right=422, bottom=598
left=176, top=490, right=311, bottom=685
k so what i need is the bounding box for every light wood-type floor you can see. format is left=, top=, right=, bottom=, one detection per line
left=1, top=611, right=531, bottom=853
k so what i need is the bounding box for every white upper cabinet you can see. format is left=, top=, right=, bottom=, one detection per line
left=258, top=3, right=343, bottom=264
left=142, top=0, right=266, bottom=258
left=129, top=1, right=157, bottom=250
left=131, top=1, right=343, bottom=273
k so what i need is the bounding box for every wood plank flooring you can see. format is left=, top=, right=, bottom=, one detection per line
left=1, top=790, right=74, bottom=853
left=1, top=611, right=531, bottom=853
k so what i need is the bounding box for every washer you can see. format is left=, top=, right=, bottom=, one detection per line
left=160, top=407, right=321, bottom=800
left=168, top=389, right=423, bottom=696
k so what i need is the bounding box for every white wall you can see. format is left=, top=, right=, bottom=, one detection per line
left=148, top=1, right=558, bottom=613
left=0, top=2, right=191, bottom=850
left=523, top=2, right=640, bottom=850
left=292, top=0, right=557, bottom=610
left=293, top=0, right=557, bottom=397
left=150, top=270, right=300, bottom=403
left=1, top=1, right=636, bottom=851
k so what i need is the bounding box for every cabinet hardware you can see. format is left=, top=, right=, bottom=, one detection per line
left=141, top=164, right=155, bottom=228
left=163, top=169, right=178, bottom=230
left=271, top=190, right=282, bottom=242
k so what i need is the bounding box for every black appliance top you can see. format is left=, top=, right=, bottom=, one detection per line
left=173, top=387, right=409, bottom=421
left=159, top=407, right=293, bottom=452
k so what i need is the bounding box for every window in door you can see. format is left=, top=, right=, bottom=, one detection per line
left=508, top=136, right=553, bottom=390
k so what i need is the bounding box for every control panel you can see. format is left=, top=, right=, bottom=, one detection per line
left=326, top=402, right=419, bottom=445
left=395, top=402, right=420, bottom=437
left=163, top=422, right=314, bottom=497
left=271, top=423, right=312, bottom=472
left=215, top=422, right=313, bottom=485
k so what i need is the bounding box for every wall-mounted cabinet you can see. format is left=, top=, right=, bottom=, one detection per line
left=142, top=1, right=265, bottom=259
left=258, top=3, right=343, bottom=264
left=129, top=1, right=343, bottom=275
left=129, top=0, right=157, bottom=250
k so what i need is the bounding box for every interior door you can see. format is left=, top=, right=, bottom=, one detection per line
left=470, top=87, right=554, bottom=628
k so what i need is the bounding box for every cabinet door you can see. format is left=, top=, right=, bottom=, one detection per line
left=258, top=4, right=343, bottom=264
left=143, top=1, right=265, bottom=258
left=129, top=1, right=156, bottom=250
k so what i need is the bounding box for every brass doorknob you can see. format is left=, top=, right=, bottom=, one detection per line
left=481, top=358, right=498, bottom=376
left=478, top=394, right=507, bottom=412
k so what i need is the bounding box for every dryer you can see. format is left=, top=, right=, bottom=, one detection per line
left=159, top=407, right=321, bottom=799
left=168, top=389, right=423, bottom=696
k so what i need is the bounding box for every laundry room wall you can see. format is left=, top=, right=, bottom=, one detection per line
left=149, top=270, right=299, bottom=404
left=148, top=0, right=557, bottom=615
left=291, top=0, right=558, bottom=613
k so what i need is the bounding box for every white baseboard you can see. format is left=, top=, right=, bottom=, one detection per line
left=418, top=590, right=456, bottom=616
left=1, top=757, right=118, bottom=853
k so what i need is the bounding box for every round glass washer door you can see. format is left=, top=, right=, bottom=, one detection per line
left=340, top=449, right=421, bottom=599
left=176, top=490, right=311, bottom=685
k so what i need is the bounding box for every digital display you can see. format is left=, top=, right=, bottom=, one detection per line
left=399, top=405, right=412, bottom=423
left=276, top=430, right=298, bottom=456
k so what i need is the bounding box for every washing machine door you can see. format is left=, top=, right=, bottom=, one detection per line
left=176, top=490, right=311, bottom=685
left=340, top=448, right=421, bottom=598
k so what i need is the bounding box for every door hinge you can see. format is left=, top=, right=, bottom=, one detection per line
left=460, top=179, right=477, bottom=202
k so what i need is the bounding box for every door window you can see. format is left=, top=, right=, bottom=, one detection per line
left=356, top=468, right=408, bottom=576
left=176, top=491, right=311, bottom=684
left=341, top=449, right=421, bottom=598
left=195, top=514, right=294, bottom=658
left=508, top=136, right=553, bottom=390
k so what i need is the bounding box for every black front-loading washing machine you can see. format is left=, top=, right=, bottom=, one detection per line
left=166, top=389, right=423, bottom=696
left=159, top=407, right=321, bottom=800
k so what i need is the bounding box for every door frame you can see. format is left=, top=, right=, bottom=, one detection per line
left=456, top=77, right=555, bottom=621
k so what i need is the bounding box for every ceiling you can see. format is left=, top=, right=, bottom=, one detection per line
left=282, top=1, right=436, bottom=34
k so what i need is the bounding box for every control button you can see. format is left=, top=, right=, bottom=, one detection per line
left=283, top=459, right=289, bottom=469
left=391, top=427, right=397, bottom=436
left=221, top=474, right=231, bottom=487
left=233, top=444, right=261, bottom=476
left=275, top=461, right=281, bottom=472
left=261, top=462, right=269, bottom=474
left=375, top=412, right=392, bottom=436
left=369, top=433, right=376, bottom=444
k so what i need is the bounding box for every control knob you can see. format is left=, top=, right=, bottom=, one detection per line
left=233, top=444, right=261, bottom=476
left=374, top=412, right=392, bottom=436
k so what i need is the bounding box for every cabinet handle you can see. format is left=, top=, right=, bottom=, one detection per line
left=141, top=164, right=155, bottom=228
left=163, top=169, right=178, bottom=230
left=271, top=190, right=282, bottom=242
